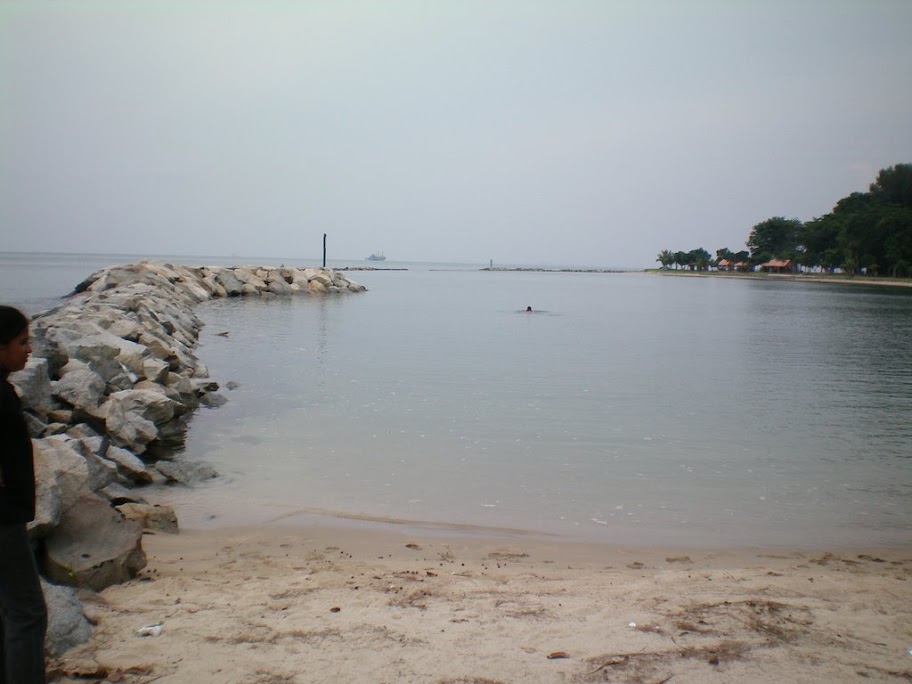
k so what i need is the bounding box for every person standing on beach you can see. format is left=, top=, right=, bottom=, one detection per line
left=0, top=306, right=47, bottom=684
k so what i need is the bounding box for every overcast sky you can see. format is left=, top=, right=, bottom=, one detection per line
left=1, top=1, right=910, bottom=268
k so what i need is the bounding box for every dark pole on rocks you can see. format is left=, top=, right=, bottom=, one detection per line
left=322, top=233, right=327, bottom=268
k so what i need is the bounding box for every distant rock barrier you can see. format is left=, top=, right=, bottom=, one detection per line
left=8, top=261, right=365, bottom=655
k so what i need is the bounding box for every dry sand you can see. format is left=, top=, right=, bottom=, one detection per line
left=51, top=524, right=912, bottom=684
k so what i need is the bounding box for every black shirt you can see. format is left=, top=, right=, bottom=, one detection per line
left=0, top=376, right=36, bottom=523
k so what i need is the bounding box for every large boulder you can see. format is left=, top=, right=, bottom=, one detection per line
left=139, top=333, right=178, bottom=367
left=28, top=326, right=70, bottom=378
left=265, top=271, right=294, bottom=295
left=308, top=271, right=334, bottom=288
left=10, top=358, right=53, bottom=417
left=214, top=269, right=245, bottom=296
left=154, top=459, right=218, bottom=484
left=116, top=502, right=178, bottom=533
left=42, top=580, right=93, bottom=657
left=78, top=450, right=118, bottom=493
left=78, top=437, right=152, bottom=485
left=104, top=411, right=156, bottom=454
left=155, top=263, right=212, bottom=301
left=24, top=412, right=47, bottom=439
left=199, top=392, right=227, bottom=408
left=234, top=268, right=267, bottom=291
left=53, top=369, right=106, bottom=416
left=306, top=279, right=328, bottom=293
left=69, top=339, right=121, bottom=383
left=110, top=388, right=177, bottom=424
left=201, top=274, right=227, bottom=298
left=74, top=264, right=149, bottom=294
left=134, top=296, right=202, bottom=348
left=29, top=437, right=93, bottom=538
left=299, top=267, right=323, bottom=282
left=161, top=375, right=197, bottom=409
left=142, top=356, right=170, bottom=383
left=94, top=312, right=144, bottom=342
left=139, top=416, right=191, bottom=462
left=43, top=495, right=146, bottom=591
left=43, top=326, right=148, bottom=379
left=104, top=389, right=177, bottom=453
left=98, top=482, right=141, bottom=505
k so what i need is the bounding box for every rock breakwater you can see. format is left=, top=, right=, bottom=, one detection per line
left=8, top=261, right=365, bottom=655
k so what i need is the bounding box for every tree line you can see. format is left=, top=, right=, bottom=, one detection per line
left=657, top=163, right=912, bottom=277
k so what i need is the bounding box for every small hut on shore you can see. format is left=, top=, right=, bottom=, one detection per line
left=759, top=259, right=794, bottom=273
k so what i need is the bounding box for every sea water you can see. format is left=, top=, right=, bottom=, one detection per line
left=3, top=253, right=911, bottom=547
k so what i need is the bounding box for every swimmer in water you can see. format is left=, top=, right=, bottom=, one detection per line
left=526, top=306, right=533, bottom=312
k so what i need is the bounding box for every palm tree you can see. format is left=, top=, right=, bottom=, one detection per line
left=656, top=250, right=674, bottom=269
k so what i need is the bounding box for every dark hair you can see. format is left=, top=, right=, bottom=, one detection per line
left=0, top=306, right=29, bottom=345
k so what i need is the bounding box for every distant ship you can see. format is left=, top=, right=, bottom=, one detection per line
left=366, top=252, right=387, bottom=262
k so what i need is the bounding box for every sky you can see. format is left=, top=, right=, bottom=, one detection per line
left=1, top=1, right=910, bottom=268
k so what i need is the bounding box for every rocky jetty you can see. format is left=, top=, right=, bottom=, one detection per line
left=8, top=261, right=365, bottom=655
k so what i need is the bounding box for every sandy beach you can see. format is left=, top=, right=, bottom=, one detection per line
left=50, top=523, right=912, bottom=684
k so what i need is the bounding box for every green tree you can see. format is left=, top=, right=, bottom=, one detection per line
left=715, top=247, right=735, bottom=265
left=800, top=216, right=841, bottom=271
left=881, top=209, right=912, bottom=276
left=870, top=163, right=912, bottom=208
left=656, top=250, right=674, bottom=269
left=747, top=217, right=803, bottom=263
left=657, top=162, right=912, bottom=276
left=689, top=248, right=712, bottom=271
left=831, top=192, right=888, bottom=274
left=715, top=248, right=748, bottom=269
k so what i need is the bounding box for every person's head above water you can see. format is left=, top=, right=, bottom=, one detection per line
left=526, top=306, right=533, bottom=312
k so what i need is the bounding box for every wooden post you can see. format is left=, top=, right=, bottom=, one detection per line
left=322, top=233, right=327, bottom=268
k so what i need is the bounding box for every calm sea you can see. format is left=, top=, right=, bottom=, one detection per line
left=3, top=252, right=912, bottom=548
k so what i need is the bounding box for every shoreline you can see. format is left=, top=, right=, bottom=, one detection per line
left=152, top=487, right=912, bottom=553
left=52, top=523, right=912, bottom=683
left=649, top=268, right=912, bottom=288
